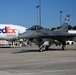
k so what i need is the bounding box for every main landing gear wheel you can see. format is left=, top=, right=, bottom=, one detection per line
left=45, top=46, right=49, bottom=50
left=62, top=45, right=66, bottom=50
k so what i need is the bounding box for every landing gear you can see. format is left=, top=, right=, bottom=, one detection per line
left=39, top=48, right=43, bottom=52
left=45, top=46, right=49, bottom=50
left=38, top=45, right=49, bottom=52
left=59, top=41, right=66, bottom=50
left=62, top=45, right=66, bottom=50
left=39, top=45, right=44, bottom=52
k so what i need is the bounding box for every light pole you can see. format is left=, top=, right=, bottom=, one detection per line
left=36, top=6, right=39, bottom=25
left=36, top=0, right=41, bottom=26
left=59, top=11, right=63, bottom=26
left=39, top=0, right=41, bottom=26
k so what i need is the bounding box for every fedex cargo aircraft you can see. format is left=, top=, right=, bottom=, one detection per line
left=0, top=24, right=27, bottom=40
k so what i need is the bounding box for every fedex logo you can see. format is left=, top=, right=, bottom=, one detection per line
left=0, top=26, right=17, bottom=34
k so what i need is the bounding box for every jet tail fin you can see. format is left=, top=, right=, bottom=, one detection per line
left=58, top=14, right=70, bottom=32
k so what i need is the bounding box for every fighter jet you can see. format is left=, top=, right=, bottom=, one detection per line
left=17, top=14, right=75, bottom=52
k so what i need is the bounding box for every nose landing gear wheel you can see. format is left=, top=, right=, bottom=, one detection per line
left=39, top=48, right=42, bottom=52
left=39, top=45, right=44, bottom=52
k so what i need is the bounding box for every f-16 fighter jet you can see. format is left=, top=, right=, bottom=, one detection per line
left=17, top=14, right=75, bottom=52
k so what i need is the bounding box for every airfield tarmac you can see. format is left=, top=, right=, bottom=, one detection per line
left=0, top=44, right=76, bottom=75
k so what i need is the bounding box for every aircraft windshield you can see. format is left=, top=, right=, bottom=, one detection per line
left=29, top=25, right=44, bottom=30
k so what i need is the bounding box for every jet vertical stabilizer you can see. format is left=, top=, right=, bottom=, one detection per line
left=58, top=14, right=70, bottom=32
left=64, top=14, right=70, bottom=23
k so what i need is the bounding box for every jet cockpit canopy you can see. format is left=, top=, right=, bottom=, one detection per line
left=28, top=25, right=44, bottom=30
